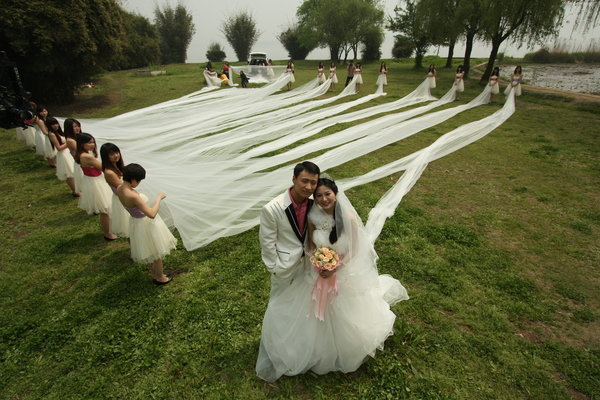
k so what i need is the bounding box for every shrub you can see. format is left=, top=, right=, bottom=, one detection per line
left=205, top=43, right=226, bottom=62
left=392, top=35, right=413, bottom=59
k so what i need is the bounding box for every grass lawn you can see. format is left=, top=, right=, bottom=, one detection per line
left=1, top=57, right=598, bottom=399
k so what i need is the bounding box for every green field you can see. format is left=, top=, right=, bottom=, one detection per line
left=1, top=58, right=598, bottom=399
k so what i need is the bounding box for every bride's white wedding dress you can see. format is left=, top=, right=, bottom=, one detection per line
left=256, top=191, right=409, bottom=381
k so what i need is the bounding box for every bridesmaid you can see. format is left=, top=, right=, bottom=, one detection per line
left=328, top=61, right=338, bottom=91
left=64, top=118, right=84, bottom=194
left=504, top=65, right=523, bottom=101
left=317, top=61, right=325, bottom=85
left=33, top=104, right=56, bottom=167
left=488, top=66, right=500, bottom=103
left=100, top=143, right=131, bottom=238
left=75, top=133, right=117, bottom=241
left=354, top=62, right=363, bottom=92
left=376, top=61, right=388, bottom=87
left=453, top=65, right=465, bottom=100
left=117, top=163, right=176, bottom=285
left=426, top=64, right=437, bottom=89
left=286, top=60, right=295, bottom=90
left=46, top=117, right=79, bottom=197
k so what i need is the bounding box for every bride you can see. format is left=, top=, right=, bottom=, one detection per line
left=256, top=175, right=409, bottom=381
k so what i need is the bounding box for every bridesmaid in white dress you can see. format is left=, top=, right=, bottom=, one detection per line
left=32, top=105, right=56, bottom=167
left=376, top=62, right=388, bottom=87
left=286, top=60, right=295, bottom=90
left=317, top=61, right=326, bottom=85
left=354, top=62, right=363, bottom=92
left=488, top=66, right=500, bottom=103
left=117, top=163, right=176, bottom=285
left=504, top=65, right=523, bottom=101
left=76, top=132, right=117, bottom=241
left=46, top=117, right=78, bottom=197
left=64, top=118, right=84, bottom=194
left=256, top=176, right=409, bottom=382
left=100, top=143, right=131, bottom=238
left=453, top=64, right=465, bottom=100
left=328, top=61, right=338, bottom=91
left=426, top=64, right=437, bottom=89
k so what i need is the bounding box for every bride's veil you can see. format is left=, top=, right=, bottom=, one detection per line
left=335, top=182, right=410, bottom=306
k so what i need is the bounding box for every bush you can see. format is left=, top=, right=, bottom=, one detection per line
left=205, top=43, right=226, bottom=62
left=392, top=35, right=413, bottom=59
left=532, top=48, right=551, bottom=63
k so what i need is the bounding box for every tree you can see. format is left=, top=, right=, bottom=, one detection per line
left=297, top=0, right=385, bottom=62
left=573, top=0, right=600, bottom=30
left=221, top=11, right=261, bottom=62
left=205, top=43, right=226, bottom=62
left=361, top=25, right=384, bottom=61
left=479, top=0, right=564, bottom=82
left=457, top=0, right=487, bottom=76
left=277, top=24, right=316, bottom=60
left=0, top=0, right=126, bottom=103
left=116, top=11, right=161, bottom=69
left=422, top=0, right=464, bottom=68
left=392, top=35, right=414, bottom=58
left=387, top=0, right=432, bottom=68
left=154, top=3, right=195, bottom=64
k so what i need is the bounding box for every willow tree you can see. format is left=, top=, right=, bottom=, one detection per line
left=479, top=0, right=565, bottom=82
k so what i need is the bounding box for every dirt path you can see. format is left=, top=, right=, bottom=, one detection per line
left=470, top=62, right=600, bottom=103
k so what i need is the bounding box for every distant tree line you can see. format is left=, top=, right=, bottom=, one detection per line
left=0, top=0, right=194, bottom=103
left=386, top=0, right=566, bottom=82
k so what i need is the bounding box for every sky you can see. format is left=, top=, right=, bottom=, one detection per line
left=121, top=0, right=600, bottom=63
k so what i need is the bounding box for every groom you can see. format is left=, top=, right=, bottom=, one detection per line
left=259, top=161, right=320, bottom=296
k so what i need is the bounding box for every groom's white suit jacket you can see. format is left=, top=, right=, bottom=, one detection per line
left=260, top=190, right=313, bottom=295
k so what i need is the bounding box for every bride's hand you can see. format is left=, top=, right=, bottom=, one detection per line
left=320, top=269, right=335, bottom=279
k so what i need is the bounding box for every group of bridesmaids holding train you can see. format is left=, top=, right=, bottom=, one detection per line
left=311, top=61, right=523, bottom=102
left=14, top=112, right=177, bottom=285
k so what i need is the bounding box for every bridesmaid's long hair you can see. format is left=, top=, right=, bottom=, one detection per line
left=428, top=64, right=436, bottom=73
left=46, top=117, right=64, bottom=149
left=63, top=118, right=81, bottom=140
left=75, top=132, right=97, bottom=164
left=100, top=143, right=125, bottom=176
left=316, top=177, right=343, bottom=244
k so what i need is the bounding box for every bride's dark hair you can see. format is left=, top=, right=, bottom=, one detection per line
left=316, top=177, right=344, bottom=244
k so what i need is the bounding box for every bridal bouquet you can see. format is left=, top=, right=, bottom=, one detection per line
left=310, top=247, right=340, bottom=321
left=310, top=247, right=340, bottom=272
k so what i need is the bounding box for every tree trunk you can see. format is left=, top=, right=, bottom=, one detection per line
left=415, top=49, right=424, bottom=69
left=445, top=40, right=455, bottom=68
left=480, top=38, right=501, bottom=83
left=329, top=45, right=340, bottom=62
left=463, top=31, right=475, bottom=77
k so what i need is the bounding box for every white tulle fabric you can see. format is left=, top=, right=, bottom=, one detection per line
left=230, top=65, right=287, bottom=84
left=376, top=73, right=387, bottom=86
left=77, top=172, right=112, bottom=215
left=110, top=193, right=131, bottom=237
left=34, top=126, right=45, bottom=156
left=66, top=74, right=513, bottom=251
left=55, top=148, right=75, bottom=180
left=73, top=162, right=84, bottom=193
left=129, top=193, right=177, bottom=264
left=256, top=190, right=409, bottom=381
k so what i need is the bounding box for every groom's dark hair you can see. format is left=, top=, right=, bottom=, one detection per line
left=293, top=161, right=320, bottom=177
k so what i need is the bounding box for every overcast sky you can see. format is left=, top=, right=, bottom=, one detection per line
left=121, top=0, right=599, bottom=63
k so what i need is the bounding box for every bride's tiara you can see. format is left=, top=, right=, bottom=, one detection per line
left=320, top=173, right=334, bottom=182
